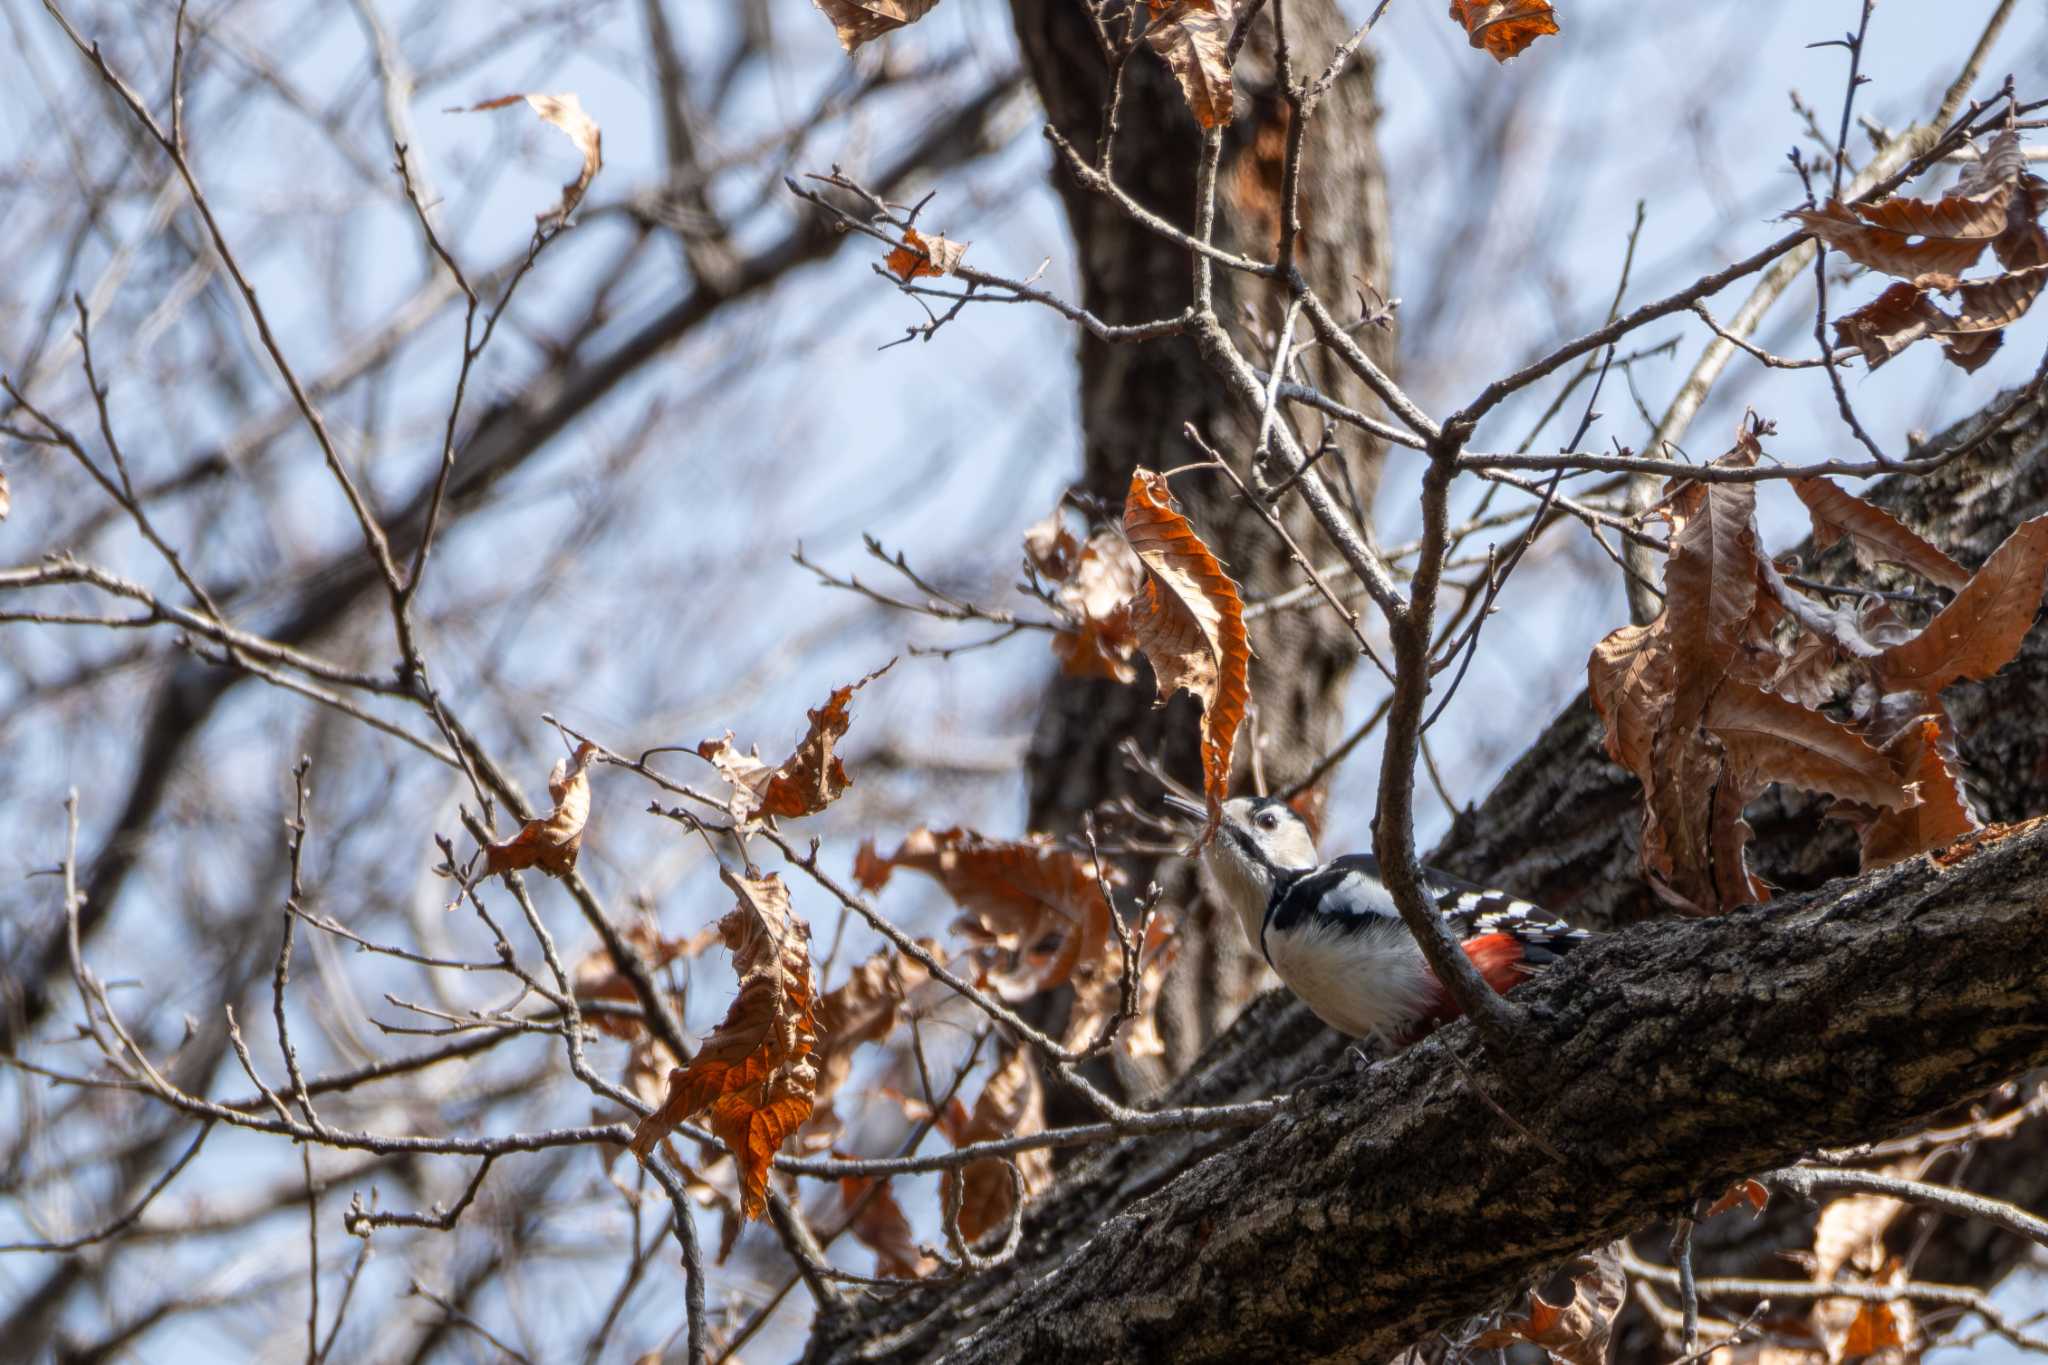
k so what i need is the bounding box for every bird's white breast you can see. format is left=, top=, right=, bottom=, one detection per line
left=1265, top=913, right=1435, bottom=1043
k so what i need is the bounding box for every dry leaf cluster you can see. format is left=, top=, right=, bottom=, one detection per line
left=1589, top=416, right=2047, bottom=912
left=696, top=660, right=894, bottom=823
left=1793, top=122, right=2048, bottom=374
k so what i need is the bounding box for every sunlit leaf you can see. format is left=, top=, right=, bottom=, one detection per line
left=814, top=0, right=941, bottom=53
left=1472, top=1242, right=1625, bottom=1365
left=884, top=227, right=968, bottom=280
left=629, top=873, right=820, bottom=1221
left=697, top=660, right=894, bottom=823
left=484, top=741, right=597, bottom=878
left=456, top=93, right=603, bottom=227
left=1447, top=0, right=1560, bottom=62
left=1123, top=469, right=1253, bottom=841
left=1146, top=1, right=1237, bottom=128
left=1792, top=478, right=1968, bottom=590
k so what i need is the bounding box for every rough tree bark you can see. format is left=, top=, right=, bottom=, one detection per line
left=803, top=366, right=2048, bottom=1356
left=1009, top=0, right=1396, bottom=1081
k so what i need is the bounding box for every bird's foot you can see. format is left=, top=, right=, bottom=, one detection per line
left=1289, top=1045, right=1374, bottom=1104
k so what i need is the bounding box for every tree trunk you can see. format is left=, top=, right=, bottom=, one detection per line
left=1009, top=0, right=1396, bottom=1083
left=805, top=372, right=2048, bottom=1359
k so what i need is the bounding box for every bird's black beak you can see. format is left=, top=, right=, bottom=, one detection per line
left=1161, top=792, right=1206, bottom=824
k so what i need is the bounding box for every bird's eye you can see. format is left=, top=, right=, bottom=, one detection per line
left=1256, top=811, right=1278, bottom=830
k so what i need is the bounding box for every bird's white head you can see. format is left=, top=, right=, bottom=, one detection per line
left=1165, top=794, right=1320, bottom=945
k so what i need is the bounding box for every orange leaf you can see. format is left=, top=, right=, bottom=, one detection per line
left=484, top=741, right=597, bottom=878
left=1471, top=1242, right=1624, bottom=1365
left=839, top=1167, right=936, bottom=1278
left=814, top=0, right=941, bottom=54
left=1792, top=478, right=1969, bottom=591
left=1029, top=506, right=1144, bottom=683
left=697, top=660, right=893, bottom=822
left=1146, top=2, right=1237, bottom=127
left=1123, top=469, right=1253, bottom=841
left=1858, top=715, right=1981, bottom=869
left=1874, top=514, right=2048, bottom=696
left=1705, top=1178, right=1771, bottom=1219
left=456, top=93, right=603, bottom=228
left=629, top=872, right=820, bottom=1221
left=1447, top=0, right=1559, bottom=62
left=884, top=227, right=968, bottom=280
left=940, top=1047, right=1051, bottom=1244
left=853, top=826, right=1118, bottom=1000
left=802, top=946, right=935, bottom=1149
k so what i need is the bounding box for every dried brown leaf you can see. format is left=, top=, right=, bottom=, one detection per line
left=1874, top=514, right=2048, bottom=695
left=1792, top=478, right=1969, bottom=590
left=940, top=1047, right=1051, bottom=1244
left=1706, top=680, right=1911, bottom=812
left=1472, top=1242, right=1625, bottom=1365
left=458, top=93, right=602, bottom=227
left=697, top=660, right=893, bottom=822
left=574, top=920, right=720, bottom=1039
left=629, top=873, right=819, bottom=1221
left=1942, top=261, right=2048, bottom=333
left=884, top=227, right=968, bottom=280
left=1123, top=469, right=1253, bottom=839
left=1033, top=515, right=1144, bottom=684
left=1587, top=621, right=1673, bottom=778
left=852, top=826, right=1117, bottom=1001
left=839, top=1167, right=936, bottom=1278
left=1833, top=281, right=1945, bottom=371
left=484, top=741, right=597, bottom=878
left=813, top=0, right=941, bottom=53
left=1858, top=715, right=1981, bottom=869
left=1790, top=188, right=2010, bottom=280
left=1664, top=477, right=1761, bottom=728
left=1447, top=0, right=1560, bottom=62
left=1146, top=1, right=1236, bottom=128
left=1706, top=1178, right=1771, bottom=1219
left=802, top=946, right=934, bottom=1149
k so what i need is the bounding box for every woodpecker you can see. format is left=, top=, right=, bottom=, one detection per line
left=1165, top=794, right=1589, bottom=1047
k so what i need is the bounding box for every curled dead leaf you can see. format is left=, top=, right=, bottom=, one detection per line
left=853, top=826, right=1118, bottom=1001
left=940, top=1047, right=1051, bottom=1245
left=629, top=873, right=819, bottom=1221
left=814, top=0, right=941, bottom=53
left=1705, top=1178, right=1771, bottom=1219
left=1790, top=189, right=2011, bottom=281
left=801, top=945, right=935, bottom=1150
left=457, top=93, right=602, bottom=228
left=1028, top=505, right=1144, bottom=683
left=1874, top=514, right=2048, bottom=696
left=697, top=660, right=894, bottom=823
left=839, top=1166, right=936, bottom=1278
left=1448, top=0, right=1560, bottom=62
left=1123, top=469, right=1253, bottom=841
left=884, top=227, right=968, bottom=280
left=1146, top=2, right=1237, bottom=128
left=1792, top=478, right=1968, bottom=591
left=1856, top=715, right=1982, bottom=870
left=1472, top=1241, right=1625, bottom=1365
left=484, top=741, right=597, bottom=879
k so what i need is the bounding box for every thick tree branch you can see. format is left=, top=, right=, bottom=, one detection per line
left=808, top=815, right=2048, bottom=1362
